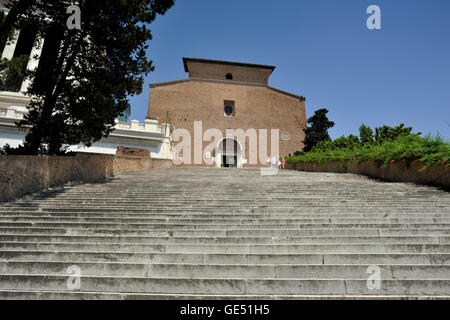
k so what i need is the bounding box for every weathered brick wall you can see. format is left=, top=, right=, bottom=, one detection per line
left=148, top=80, right=306, bottom=167
left=116, top=146, right=151, bottom=158
left=185, top=60, right=273, bottom=84
left=0, top=156, right=50, bottom=203
left=0, top=152, right=152, bottom=203
left=113, top=154, right=152, bottom=172
left=286, top=161, right=450, bottom=189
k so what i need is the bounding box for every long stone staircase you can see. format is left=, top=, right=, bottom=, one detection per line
left=0, top=168, right=449, bottom=299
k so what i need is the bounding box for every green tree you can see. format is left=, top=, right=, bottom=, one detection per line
left=374, top=123, right=419, bottom=143
left=4, top=0, right=175, bottom=155
left=302, top=108, right=335, bottom=152
left=359, top=124, right=374, bottom=145
left=0, top=55, right=29, bottom=91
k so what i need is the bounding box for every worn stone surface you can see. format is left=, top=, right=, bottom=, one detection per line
left=0, top=167, right=449, bottom=299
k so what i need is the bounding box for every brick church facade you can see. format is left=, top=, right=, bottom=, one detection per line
left=147, top=57, right=307, bottom=167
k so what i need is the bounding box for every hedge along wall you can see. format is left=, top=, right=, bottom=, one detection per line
left=0, top=152, right=152, bottom=202
left=285, top=160, right=449, bottom=190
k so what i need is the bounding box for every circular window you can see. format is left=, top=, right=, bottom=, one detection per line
left=281, top=133, right=291, bottom=141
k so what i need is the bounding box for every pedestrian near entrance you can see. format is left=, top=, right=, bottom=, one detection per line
left=271, top=156, right=278, bottom=168
left=281, top=157, right=286, bottom=169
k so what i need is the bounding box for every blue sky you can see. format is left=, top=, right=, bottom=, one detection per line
left=128, top=0, right=450, bottom=139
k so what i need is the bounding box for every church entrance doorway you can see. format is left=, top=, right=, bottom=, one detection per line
left=222, top=155, right=237, bottom=168
left=216, top=138, right=241, bottom=168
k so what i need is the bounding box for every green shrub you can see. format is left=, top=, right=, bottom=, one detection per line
left=287, top=133, right=449, bottom=170
left=313, top=134, right=361, bottom=152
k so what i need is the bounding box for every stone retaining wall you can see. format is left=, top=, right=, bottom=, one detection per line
left=286, top=160, right=449, bottom=189
left=151, top=159, right=174, bottom=171
left=0, top=152, right=152, bottom=202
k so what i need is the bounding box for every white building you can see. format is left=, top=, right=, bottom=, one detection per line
left=0, top=2, right=173, bottom=160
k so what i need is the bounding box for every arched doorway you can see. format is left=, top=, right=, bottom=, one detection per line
left=216, top=137, right=241, bottom=168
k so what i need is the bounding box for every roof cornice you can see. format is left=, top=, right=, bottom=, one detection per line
left=182, top=57, right=276, bottom=73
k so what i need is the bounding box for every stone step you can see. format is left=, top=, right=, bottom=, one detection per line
left=13, top=187, right=441, bottom=191
left=1, top=290, right=449, bottom=300
left=16, top=200, right=444, bottom=206
left=1, top=250, right=448, bottom=265
left=1, top=274, right=449, bottom=295
left=1, top=217, right=449, bottom=225
left=0, top=222, right=448, bottom=230
left=1, top=212, right=449, bottom=219
left=1, top=227, right=449, bottom=237
left=3, top=202, right=448, bottom=208
left=1, top=208, right=447, bottom=215
left=0, top=234, right=446, bottom=244
left=1, top=262, right=449, bottom=279
left=23, top=188, right=440, bottom=192
left=13, top=200, right=444, bottom=204
left=25, top=187, right=448, bottom=192
left=12, top=196, right=449, bottom=207
left=4, top=203, right=448, bottom=208
left=1, top=242, right=449, bottom=254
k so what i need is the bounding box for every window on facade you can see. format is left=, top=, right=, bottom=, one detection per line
left=224, top=100, right=235, bottom=117
left=226, top=73, right=233, bottom=80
